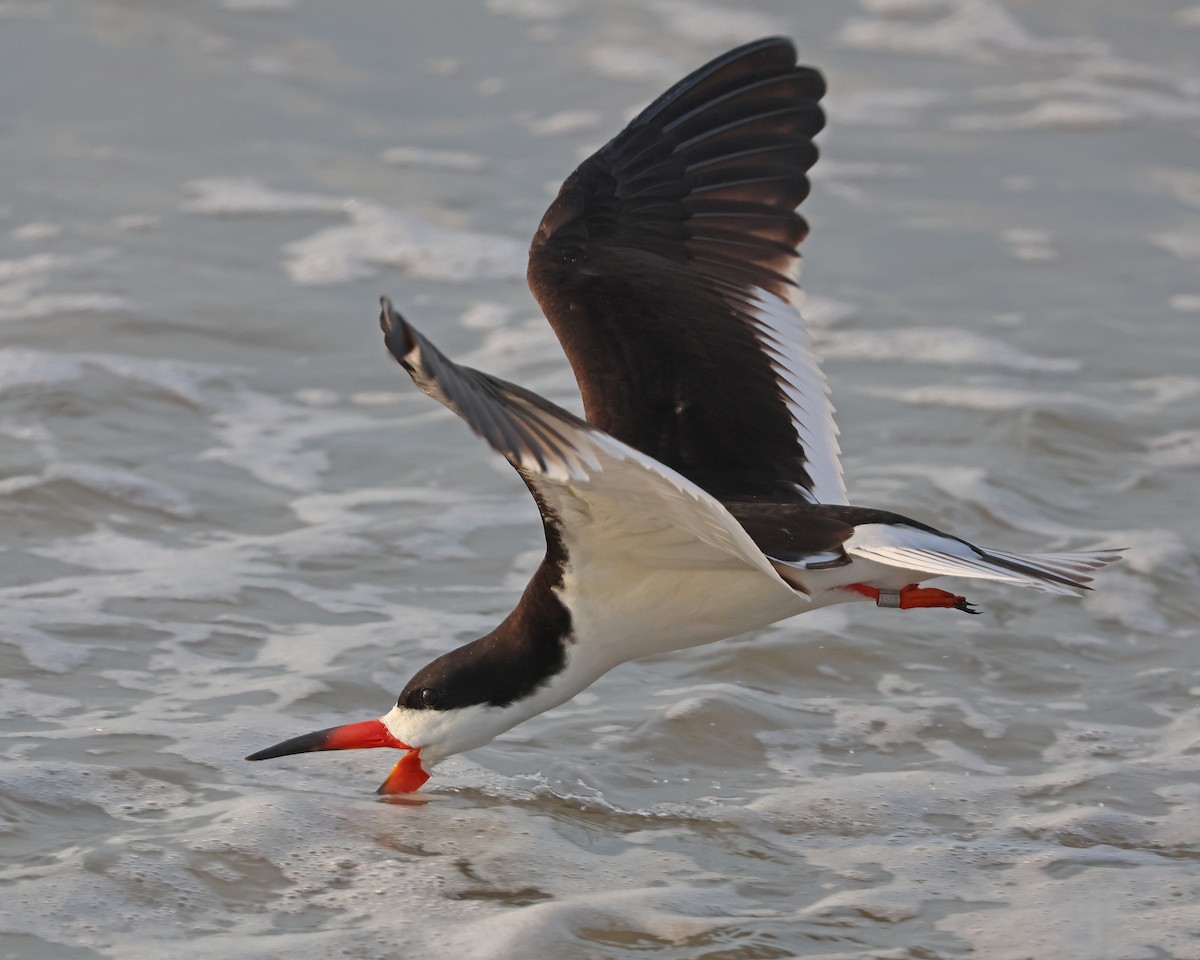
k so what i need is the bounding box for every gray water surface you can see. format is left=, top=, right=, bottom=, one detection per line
left=2, top=1, right=1199, bottom=958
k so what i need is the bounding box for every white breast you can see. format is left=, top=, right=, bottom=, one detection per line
left=556, top=557, right=810, bottom=670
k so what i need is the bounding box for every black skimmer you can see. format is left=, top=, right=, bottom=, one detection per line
left=247, top=38, right=1120, bottom=795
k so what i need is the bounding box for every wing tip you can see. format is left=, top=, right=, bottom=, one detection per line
left=379, top=295, right=420, bottom=368
left=641, top=36, right=801, bottom=117
left=976, top=545, right=1125, bottom=594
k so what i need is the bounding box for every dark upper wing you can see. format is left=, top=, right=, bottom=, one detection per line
left=527, top=37, right=844, bottom=505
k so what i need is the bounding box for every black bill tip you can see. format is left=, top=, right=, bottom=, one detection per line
left=245, top=726, right=340, bottom=762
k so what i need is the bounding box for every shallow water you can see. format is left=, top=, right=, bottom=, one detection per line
left=2, top=1, right=1198, bottom=957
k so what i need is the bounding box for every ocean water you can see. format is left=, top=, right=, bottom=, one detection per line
left=2, top=1, right=1198, bottom=958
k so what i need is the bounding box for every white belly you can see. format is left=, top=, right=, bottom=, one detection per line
left=557, top=560, right=810, bottom=669
left=449, top=555, right=816, bottom=751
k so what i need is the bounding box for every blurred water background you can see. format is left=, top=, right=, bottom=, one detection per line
left=2, top=1, right=1198, bottom=957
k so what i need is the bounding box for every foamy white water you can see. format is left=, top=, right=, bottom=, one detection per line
left=2, top=2, right=1198, bottom=958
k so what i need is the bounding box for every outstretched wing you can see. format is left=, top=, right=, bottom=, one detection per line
left=379, top=298, right=805, bottom=596
left=527, top=37, right=843, bottom=505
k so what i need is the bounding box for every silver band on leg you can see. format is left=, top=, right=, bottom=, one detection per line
left=877, top=589, right=902, bottom=608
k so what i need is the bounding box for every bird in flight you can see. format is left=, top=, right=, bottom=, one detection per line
left=247, top=38, right=1119, bottom=795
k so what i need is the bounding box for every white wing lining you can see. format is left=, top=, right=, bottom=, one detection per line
left=747, top=286, right=846, bottom=505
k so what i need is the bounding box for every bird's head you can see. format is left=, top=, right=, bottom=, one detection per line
left=245, top=639, right=550, bottom=794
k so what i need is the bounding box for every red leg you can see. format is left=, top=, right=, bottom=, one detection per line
left=844, top=583, right=980, bottom=615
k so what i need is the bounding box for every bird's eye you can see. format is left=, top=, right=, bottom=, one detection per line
left=419, top=688, right=440, bottom=709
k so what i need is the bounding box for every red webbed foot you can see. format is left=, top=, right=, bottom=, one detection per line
left=845, top=583, right=981, bottom=615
